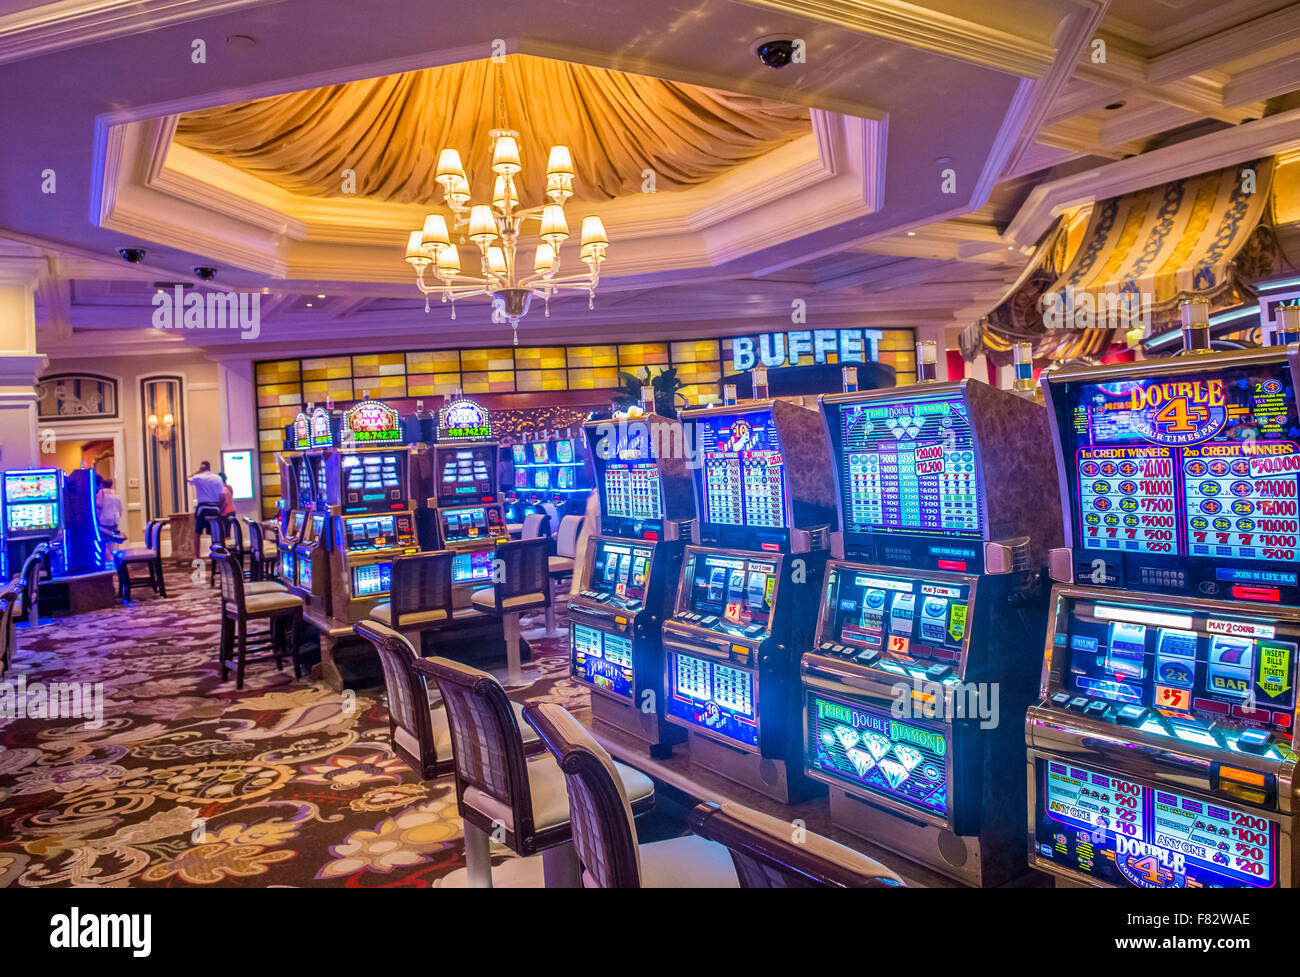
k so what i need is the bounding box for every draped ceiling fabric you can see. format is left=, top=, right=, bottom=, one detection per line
left=174, top=55, right=812, bottom=207
left=962, top=158, right=1286, bottom=366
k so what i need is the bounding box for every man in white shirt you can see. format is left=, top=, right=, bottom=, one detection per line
left=189, top=461, right=226, bottom=558
left=95, top=477, right=124, bottom=553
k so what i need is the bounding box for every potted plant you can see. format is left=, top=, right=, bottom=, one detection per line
left=611, top=366, right=686, bottom=418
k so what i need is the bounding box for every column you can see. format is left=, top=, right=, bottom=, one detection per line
left=0, top=255, right=49, bottom=469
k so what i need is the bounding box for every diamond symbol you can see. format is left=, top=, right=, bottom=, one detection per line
left=862, top=732, right=891, bottom=762
left=893, top=745, right=923, bottom=772
left=834, top=725, right=860, bottom=751
left=846, top=747, right=876, bottom=778
left=879, top=758, right=911, bottom=790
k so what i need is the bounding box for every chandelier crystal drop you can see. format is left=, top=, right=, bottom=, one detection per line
left=404, top=129, right=608, bottom=345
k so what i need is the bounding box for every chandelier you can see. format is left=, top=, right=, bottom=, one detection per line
left=404, top=128, right=609, bottom=344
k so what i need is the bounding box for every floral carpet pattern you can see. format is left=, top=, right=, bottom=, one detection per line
left=0, top=569, right=590, bottom=887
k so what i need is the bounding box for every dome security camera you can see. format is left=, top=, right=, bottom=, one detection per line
left=118, top=247, right=147, bottom=263
left=194, top=266, right=218, bottom=281
left=756, top=38, right=798, bottom=69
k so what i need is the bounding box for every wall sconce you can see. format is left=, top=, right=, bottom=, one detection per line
left=147, top=411, right=175, bottom=445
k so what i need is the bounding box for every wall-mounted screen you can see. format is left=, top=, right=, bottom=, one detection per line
left=807, top=693, right=949, bottom=818
left=696, top=410, right=787, bottom=529
left=686, top=553, right=777, bottom=632
left=220, top=449, right=255, bottom=501
left=571, top=623, right=634, bottom=699
left=839, top=394, right=982, bottom=542
left=666, top=651, right=758, bottom=748
left=1035, top=759, right=1277, bottom=887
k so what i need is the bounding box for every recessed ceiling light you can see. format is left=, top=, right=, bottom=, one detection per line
left=316, top=294, right=326, bottom=299
left=305, top=302, right=313, bottom=308
left=935, top=156, right=952, bottom=164
left=906, top=231, right=916, bottom=237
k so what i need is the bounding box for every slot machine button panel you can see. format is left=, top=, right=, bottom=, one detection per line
left=1067, top=696, right=1090, bottom=712
left=925, top=663, right=952, bottom=681
left=1236, top=728, right=1273, bottom=755
left=855, top=648, right=880, bottom=665
left=819, top=641, right=835, bottom=653
left=1084, top=701, right=1109, bottom=719
left=1115, top=704, right=1150, bottom=727
left=1051, top=692, right=1071, bottom=708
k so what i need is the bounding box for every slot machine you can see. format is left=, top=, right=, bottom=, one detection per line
left=291, top=511, right=331, bottom=615
left=280, top=509, right=306, bottom=583
left=803, top=378, right=1062, bottom=886
left=1027, top=345, right=1300, bottom=889
left=427, top=397, right=507, bottom=592
left=570, top=412, right=697, bottom=756
left=661, top=399, right=836, bottom=802
left=62, top=468, right=108, bottom=574
left=324, top=400, right=420, bottom=624
left=0, top=468, right=66, bottom=579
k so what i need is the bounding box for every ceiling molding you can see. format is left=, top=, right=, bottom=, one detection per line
left=1147, top=5, right=1300, bottom=86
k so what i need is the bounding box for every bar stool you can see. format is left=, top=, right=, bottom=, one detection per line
left=0, top=580, right=21, bottom=677
left=353, top=621, right=544, bottom=780
left=523, top=702, right=739, bottom=888
left=468, top=538, right=550, bottom=686
left=690, top=801, right=905, bottom=888
left=519, top=512, right=549, bottom=540
left=114, top=519, right=168, bottom=602
left=245, top=519, right=277, bottom=582
left=416, top=656, right=654, bottom=888
left=368, top=550, right=455, bottom=645
left=212, top=548, right=303, bottom=690
left=545, top=514, right=584, bottom=634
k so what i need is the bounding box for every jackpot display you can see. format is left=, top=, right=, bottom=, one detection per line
left=1035, top=760, right=1277, bottom=888
left=666, top=651, right=759, bottom=747
left=696, top=410, right=787, bottom=529
left=807, top=693, right=950, bottom=818
left=839, top=395, right=982, bottom=541
left=1051, top=360, right=1300, bottom=599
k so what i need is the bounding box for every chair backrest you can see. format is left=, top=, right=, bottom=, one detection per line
left=418, top=656, right=536, bottom=836
left=354, top=620, right=432, bottom=753
left=490, top=538, right=550, bottom=611
left=523, top=701, right=642, bottom=887
left=0, top=583, right=18, bottom=673
left=555, top=515, right=584, bottom=559
left=689, top=801, right=906, bottom=888
left=520, top=512, right=548, bottom=539
left=227, top=516, right=245, bottom=551
left=211, top=547, right=245, bottom=611
left=390, top=550, right=454, bottom=624
left=540, top=502, right=560, bottom=536
left=18, top=551, right=42, bottom=620
left=246, top=519, right=265, bottom=560
left=146, top=519, right=164, bottom=551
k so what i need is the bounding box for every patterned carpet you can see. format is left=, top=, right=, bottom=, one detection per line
left=0, top=568, right=591, bottom=887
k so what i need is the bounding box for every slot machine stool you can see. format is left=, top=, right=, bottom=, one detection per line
left=468, top=538, right=551, bottom=687
left=213, top=550, right=304, bottom=690
left=419, top=657, right=654, bottom=888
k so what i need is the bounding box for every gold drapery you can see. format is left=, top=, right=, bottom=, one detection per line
left=175, top=54, right=811, bottom=206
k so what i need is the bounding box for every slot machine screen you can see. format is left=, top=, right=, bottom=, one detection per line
left=1057, top=597, right=1297, bottom=737
left=290, top=511, right=306, bottom=539
left=512, top=444, right=528, bottom=466
left=532, top=442, right=550, bottom=465
left=351, top=561, right=392, bottom=598
left=807, top=692, right=950, bottom=818
left=1035, top=759, right=1278, bottom=887
left=534, top=468, right=551, bottom=490
left=514, top=468, right=529, bottom=489
left=571, top=623, right=634, bottom=699
left=2, top=471, right=61, bottom=534
left=666, top=651, right=758, bottom=747
left=452, top=549, right=495, bottom=583
left=1053, top=361, right=1300, bottom=599
left=555, top=439, right=575, bottom=464
left=343, top=514, right=396, bottom=552
left=589, top=540, right=653, bottom=601
left=837, top=394, right=982, bottom=544
left=556, top=466, right=576, bottom=490
left=686, top=553, right=777, bottom=632
left=342, top=452, right=407, bottom=512
left=310, top=513, right=326, bottom=543
left=441, top=505, right=488, bottom=542
left=6, top=503, right=59, bottom=533
left=603, top=462, right=663, bottom=522
left=696, top=410, right=787, bottom=529
left=438, top=446, right=494, bottom=500
left=299, top=514, right=317, bottom=545
left=3, top=470, right=60, bottom=503
left=294, top=456, right=315, bottom=505
left=824, top=568, right=971, bottom=662
left=311, top=454, right=327, bottom=505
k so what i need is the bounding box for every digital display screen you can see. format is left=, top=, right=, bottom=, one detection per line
left=6, top=503, right=59, bottom=533
left=555, top=440, right=575, bottom=464
left=571, top=623, right=634, bottom=699
left=1060, top=365, right=1300, bottom=565
left=589, top=540, right=652, bottom=602
left=280, top=548, right=295, bottom=581
left=294, top=456, right=315, bottom=504
left=440, top=505, right=500, bottom=543
left=534, top=469, right=551, bottom=490
left=298, top=554, right=313, bottom=589
left=438, top=446, right=493, bottom=498
left=825, top=568, right=970, bottom=661
left=687, top=553, right=777, bottom=632
left=452, top=549, right=495, bottom=584
left=556, top=466, right=576, bottom=490
left=221, top=450, right=255, bottom=501
left=840, top=395, right=981, bottom=541
left=696, top=410, right=786, bottom=529
left=532, top=442, right=550, bottom=465
left=807, top=693, right=949, bottom=817
left=341, top=452, right=405, bottom=510
left=3, top=471, right=59, bottom=503
left=1060, top=600, right=1297, bottom=729
left=290, top=512, right=306, bottom=538
left=1036, top=760, right=1277, bottom=887
left=603, top=462, right=663, bottom=521
left=343, top=514, right=396, bottom=552
left=351, top=561, right=392, bottom=598
left=512, top=444, right=528, bottom=466
left=514, top=469, right=528, bottom=488
left=666, top=651, right=758, bottom=747
left=299, top=513, right=319, bottom=545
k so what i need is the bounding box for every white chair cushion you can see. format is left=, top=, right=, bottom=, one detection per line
left=468, top=587, right=545, bottom=612
left=116, top=547, right=157, bottom=561
left=370, top=602, right=449, bottom=627
left=244, top=592, right=304, bottom=614
left=547, top=556, right=574, bottom=574
left=245, top=581, right=287, bottom=595
left=622, top=835, right=740, bottom=888
left=463, top=756, right=652, bottom=834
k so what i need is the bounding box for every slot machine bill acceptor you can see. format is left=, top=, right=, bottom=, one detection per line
left=661, top=398, right=837, bottom=802
left=569, top=411, right=697, bottom=756
left=1027, top=345, right=1300, bottom=888
left=804, top=379, right=1062, bottom=886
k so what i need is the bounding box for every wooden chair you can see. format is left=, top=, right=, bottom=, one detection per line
left=114, top=519, right=168, bottom=602
left=540, top=502, right=560, bottom=539
left=353, top=620, right=543, bottom=780
left=0, top=580, right=22, bottom=677
left=468, top=537, right=551, bottom=685
left=690, top=801, right=905, bottom=888
left=14, top=549, right=44, bottom=626
left=519, top=512, right=549, bottom=540
left=545, top=514, right=584, bottom=633
left=523, top=701, right=738, bottom=888
left=369, top=550, right=456, bottom=642
left=212, top=547, right=304, bottom=690
left=415, top=656, right=654, bottom=888
left=245, top=519, right=277, bottom=582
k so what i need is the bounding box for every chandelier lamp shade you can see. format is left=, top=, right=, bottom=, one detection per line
left=403, top=128, right=609, bottom=344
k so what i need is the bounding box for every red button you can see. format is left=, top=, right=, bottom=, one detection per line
left=1193, top=698, right=1229, bottom=715
left=1232, top=585, right=1280, bottom=602
left=1233, top=705, right=1260, bottom=720
left=938, top=559, right=967, bottom=572
left=1274, top=712, right=1292, bottom=729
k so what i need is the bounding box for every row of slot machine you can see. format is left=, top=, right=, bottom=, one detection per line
left=274, top=397, right=509, bottom=624
left=566, top=342, right=1300, bottom=889
left=0, top=467, right=109, bottom=580
left=502, top=433, right=595, bottom=523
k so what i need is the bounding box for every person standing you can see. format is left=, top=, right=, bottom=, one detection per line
left=218, top=472, right=236, bottom=518
left=189, top=461, right=226, bottom=558
left=95, top=476, right=124, bottom=553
